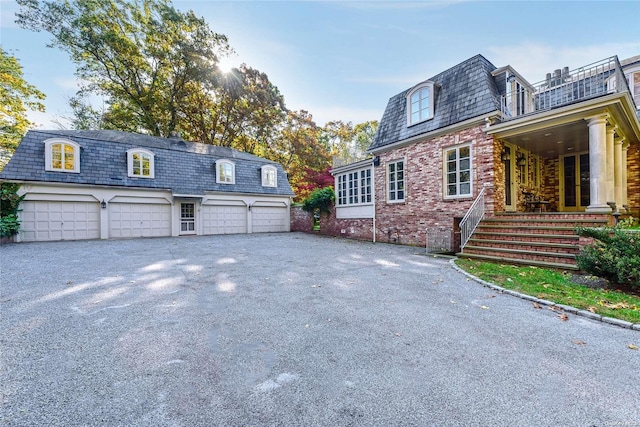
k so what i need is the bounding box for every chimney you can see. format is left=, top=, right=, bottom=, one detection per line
left=169, top=131, right=182, bottom=140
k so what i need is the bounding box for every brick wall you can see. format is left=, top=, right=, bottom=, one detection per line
left=627, top=142, right=639, bottom=217
left=290, top=205, right=373, bottom=241
left=373, top=124, right=495, bottom=246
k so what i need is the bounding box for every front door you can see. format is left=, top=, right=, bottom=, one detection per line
left=504, top=144, right=516, bottom=212
left=561, top=153, right=590, bottom=211
left=180, top=202, right=196, bottom=235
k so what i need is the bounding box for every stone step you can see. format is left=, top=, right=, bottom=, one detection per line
left=462, top=245, right=577, bottom=266
left=467, top=238, right=580, bottom=253
left=456, top=252, right=580, bottom=271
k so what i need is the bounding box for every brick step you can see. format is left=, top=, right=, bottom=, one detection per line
left=477, top=225, right=579, bottom=235
left=462, top=245, right=577, bottom=265
left=494, top=213, right=610, bottom=221
left=482, top=219, right=608, bottom=227
left=472, top=232, right=579, bottom=244
left=456, top=252, right=580, bottom=271
left=466, top=238, right=579, bottom=253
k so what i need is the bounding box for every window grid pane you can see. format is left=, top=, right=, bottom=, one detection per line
left=388, top=160, right=405, bottom=201
left=444, top=145, right=472, bottom=197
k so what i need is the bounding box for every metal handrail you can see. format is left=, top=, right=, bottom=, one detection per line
left=500, top=57, right=625, bottom=120
left=459, top=186, right=486, bottom=249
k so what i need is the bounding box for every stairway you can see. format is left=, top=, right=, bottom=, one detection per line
left=457, top=213, right=610, bottom=270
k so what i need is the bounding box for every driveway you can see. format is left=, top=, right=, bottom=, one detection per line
left=1, top=233, right=639, bottom=426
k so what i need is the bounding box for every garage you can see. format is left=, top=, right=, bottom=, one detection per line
left=252, top=203, right=288, bottom=233
left=109, top=201, right=171, bottom=238
left=20, top=200, right=100, bottom=242
left=202, top=203, right=247, bottom=235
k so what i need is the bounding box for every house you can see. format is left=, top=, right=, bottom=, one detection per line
left=0, top=130, right=294, bottom=242
left=330, top=54, right=640, bottom=268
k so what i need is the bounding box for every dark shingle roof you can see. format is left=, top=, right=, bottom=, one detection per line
left=0, top=130, right=295, bottom=196
left=370, top=54, right=501, bottom=151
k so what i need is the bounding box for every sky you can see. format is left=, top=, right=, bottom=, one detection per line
left=1, top=0, right=640, bottom=130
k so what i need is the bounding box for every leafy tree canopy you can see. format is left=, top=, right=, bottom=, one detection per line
left=0, top=47, right=46, bottom=153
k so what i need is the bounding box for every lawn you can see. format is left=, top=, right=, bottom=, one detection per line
left=454, top=259, right=640, bottom=324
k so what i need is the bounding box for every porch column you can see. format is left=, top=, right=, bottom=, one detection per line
left=614, top=136, right=625, bottom=213
left=605, top=126, right=615, bottom=204
left=585, top=115, right=611, bottom=213
left=622, top=142, right=630, bottom=209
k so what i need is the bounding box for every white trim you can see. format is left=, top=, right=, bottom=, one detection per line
left=335, top=166, right=373, bottom=207
left=126, top=148, right=155, bottom=179
left=261, top=165, right=277, bottom=187
left=215, top=159, right=235, bottom=184
left=406, top=81, right=435, bottom=126
left=386, top=158, right=405, bottom=203
left=44, top=138, right=80, bottom=173
left=443, top=142, right=473, bottom=200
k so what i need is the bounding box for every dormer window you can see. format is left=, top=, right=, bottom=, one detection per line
left=407, top=81, right=434, bottom=126
left=216, top=159, right=235, bottom=184
left=44, top=138, right=80, bottom=173
left=127, top=148, right=155, bottom=178
left=261, top=165, right=277, bottom=187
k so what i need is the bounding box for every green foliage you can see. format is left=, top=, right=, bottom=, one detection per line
left=0, top=47, right=46, bottom=152
left=576, top=219, right=640, bottom=289
left=0, top=183, right=25, bottom=237
left=302, top=186, right=335, bottom=214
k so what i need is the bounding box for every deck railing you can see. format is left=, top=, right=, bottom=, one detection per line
left=501, top=57, right=630, bottom=119
left=459, top=186, right=486, bottom=249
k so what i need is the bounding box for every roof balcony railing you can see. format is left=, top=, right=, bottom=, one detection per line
left=500, top=57, right=630, bottom=120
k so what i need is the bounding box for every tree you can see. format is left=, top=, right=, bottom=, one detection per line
left=0, top=47, right=46, bottom=153
left=17, top=0, right=230, bottom=137
left=323, top=120, right=377, bottom=167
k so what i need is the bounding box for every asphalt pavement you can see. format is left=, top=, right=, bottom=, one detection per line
left=1, top=233, right=639, bottom=426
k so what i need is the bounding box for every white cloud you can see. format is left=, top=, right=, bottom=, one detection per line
left=0, top=1, right=19, bottom=29
left=54, top=77, right=83, bottom=91
left=488, top=41, right=640, bottom=83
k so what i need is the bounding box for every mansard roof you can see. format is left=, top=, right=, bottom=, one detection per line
left=0, top=130, right=295, bottom=197
left=369, top=54, right=502, bottom=152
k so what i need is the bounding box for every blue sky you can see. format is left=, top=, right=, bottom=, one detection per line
left=1, top=0, right=639, bottom=129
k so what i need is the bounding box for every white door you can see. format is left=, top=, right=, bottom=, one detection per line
left=20, top=200, right=100, bottom=242
left=201, top=205, right=247, bottom=235
left=252, top=206, right=288, bottom=233
left=180, top=203, right=196, bottom=235
left=109, top=203, right=171, bottom=238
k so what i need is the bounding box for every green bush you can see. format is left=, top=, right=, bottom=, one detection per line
left=0, top=182, right=25, bottom=237
left=302, top=186, right=335, bottom=214
left=576, top=218, right=640, bottom=289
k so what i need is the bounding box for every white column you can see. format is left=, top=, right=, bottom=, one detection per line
left=614, top=136, right=625, bottom=213
left=585, top=115, right=611, bottom=213
left=605, top=126, right=615, bottom=204
left=622, top=142, right=629, bottom=209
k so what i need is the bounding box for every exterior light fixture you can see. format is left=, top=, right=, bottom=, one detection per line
left=101, top=200, right=107, bottom=209
left=516, top=153, right=526, bottom=167
left=500, top=148, right=510, bottom=162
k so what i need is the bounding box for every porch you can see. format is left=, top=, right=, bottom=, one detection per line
left=488, top=56, right=640, bottom=217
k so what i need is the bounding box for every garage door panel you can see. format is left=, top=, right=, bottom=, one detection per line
left=252, top=207, right=287, bottom=233
left=20, top=201, right=100, bottom=242
left=109, top=203, right=171, bottom=238
left=202, top=205, right=247, bottom=235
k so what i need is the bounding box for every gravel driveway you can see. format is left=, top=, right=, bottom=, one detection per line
left=1, top=233, right=639, bottom=426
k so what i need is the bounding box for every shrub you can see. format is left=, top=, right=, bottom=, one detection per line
left=302, top=186, right=335, bottom=214
left=0, top=182, right=25, bottom=237
left=576, top=218, right=640, bottom=289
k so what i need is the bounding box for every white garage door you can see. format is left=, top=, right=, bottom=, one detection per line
left=109, top=203, right=171, bottom=238
left=252, top=206, right=288, bottom=233
left=20, top=200, right=100, bottom=242
left=202, top=205, right=247, bottom=235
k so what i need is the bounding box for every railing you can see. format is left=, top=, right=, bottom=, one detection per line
left=500, top=57, right=629, bottom=120
left=459, top=186, right=486, bottom=250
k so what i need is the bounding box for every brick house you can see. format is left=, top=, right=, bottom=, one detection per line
left=331, top=54, right=640, bottom=269
left=0, top=130, right=294, bottom=242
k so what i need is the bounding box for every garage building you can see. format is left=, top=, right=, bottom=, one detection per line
left=1, top=130, right=294, bottom=242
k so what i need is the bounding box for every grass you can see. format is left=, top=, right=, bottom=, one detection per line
left=454, top=259, right=640, bottom=324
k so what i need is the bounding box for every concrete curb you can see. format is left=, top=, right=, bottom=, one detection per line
left=449, top=258, right=640, bottom=331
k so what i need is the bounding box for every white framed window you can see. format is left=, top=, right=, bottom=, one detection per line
left=216, top=159, right=235, bottom=184
left=387, top=159, right=405, bottom=202
left=531, top=154, right=541, bottom=188
left=126, top=148, right=155, bottom=178
left=261, top=165, right=277, bottom=187
left=518, top=152, right=528, bottom=185
left=44, top=138, right=80, bottom=173
left=407, top=81, right=434, bottom=126
left=336, top=168, right=372, bottom=206
left=444, top=143, right=472, bottom=198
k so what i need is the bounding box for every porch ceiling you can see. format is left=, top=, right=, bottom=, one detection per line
left=487, top=92, right=640, bottom=159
